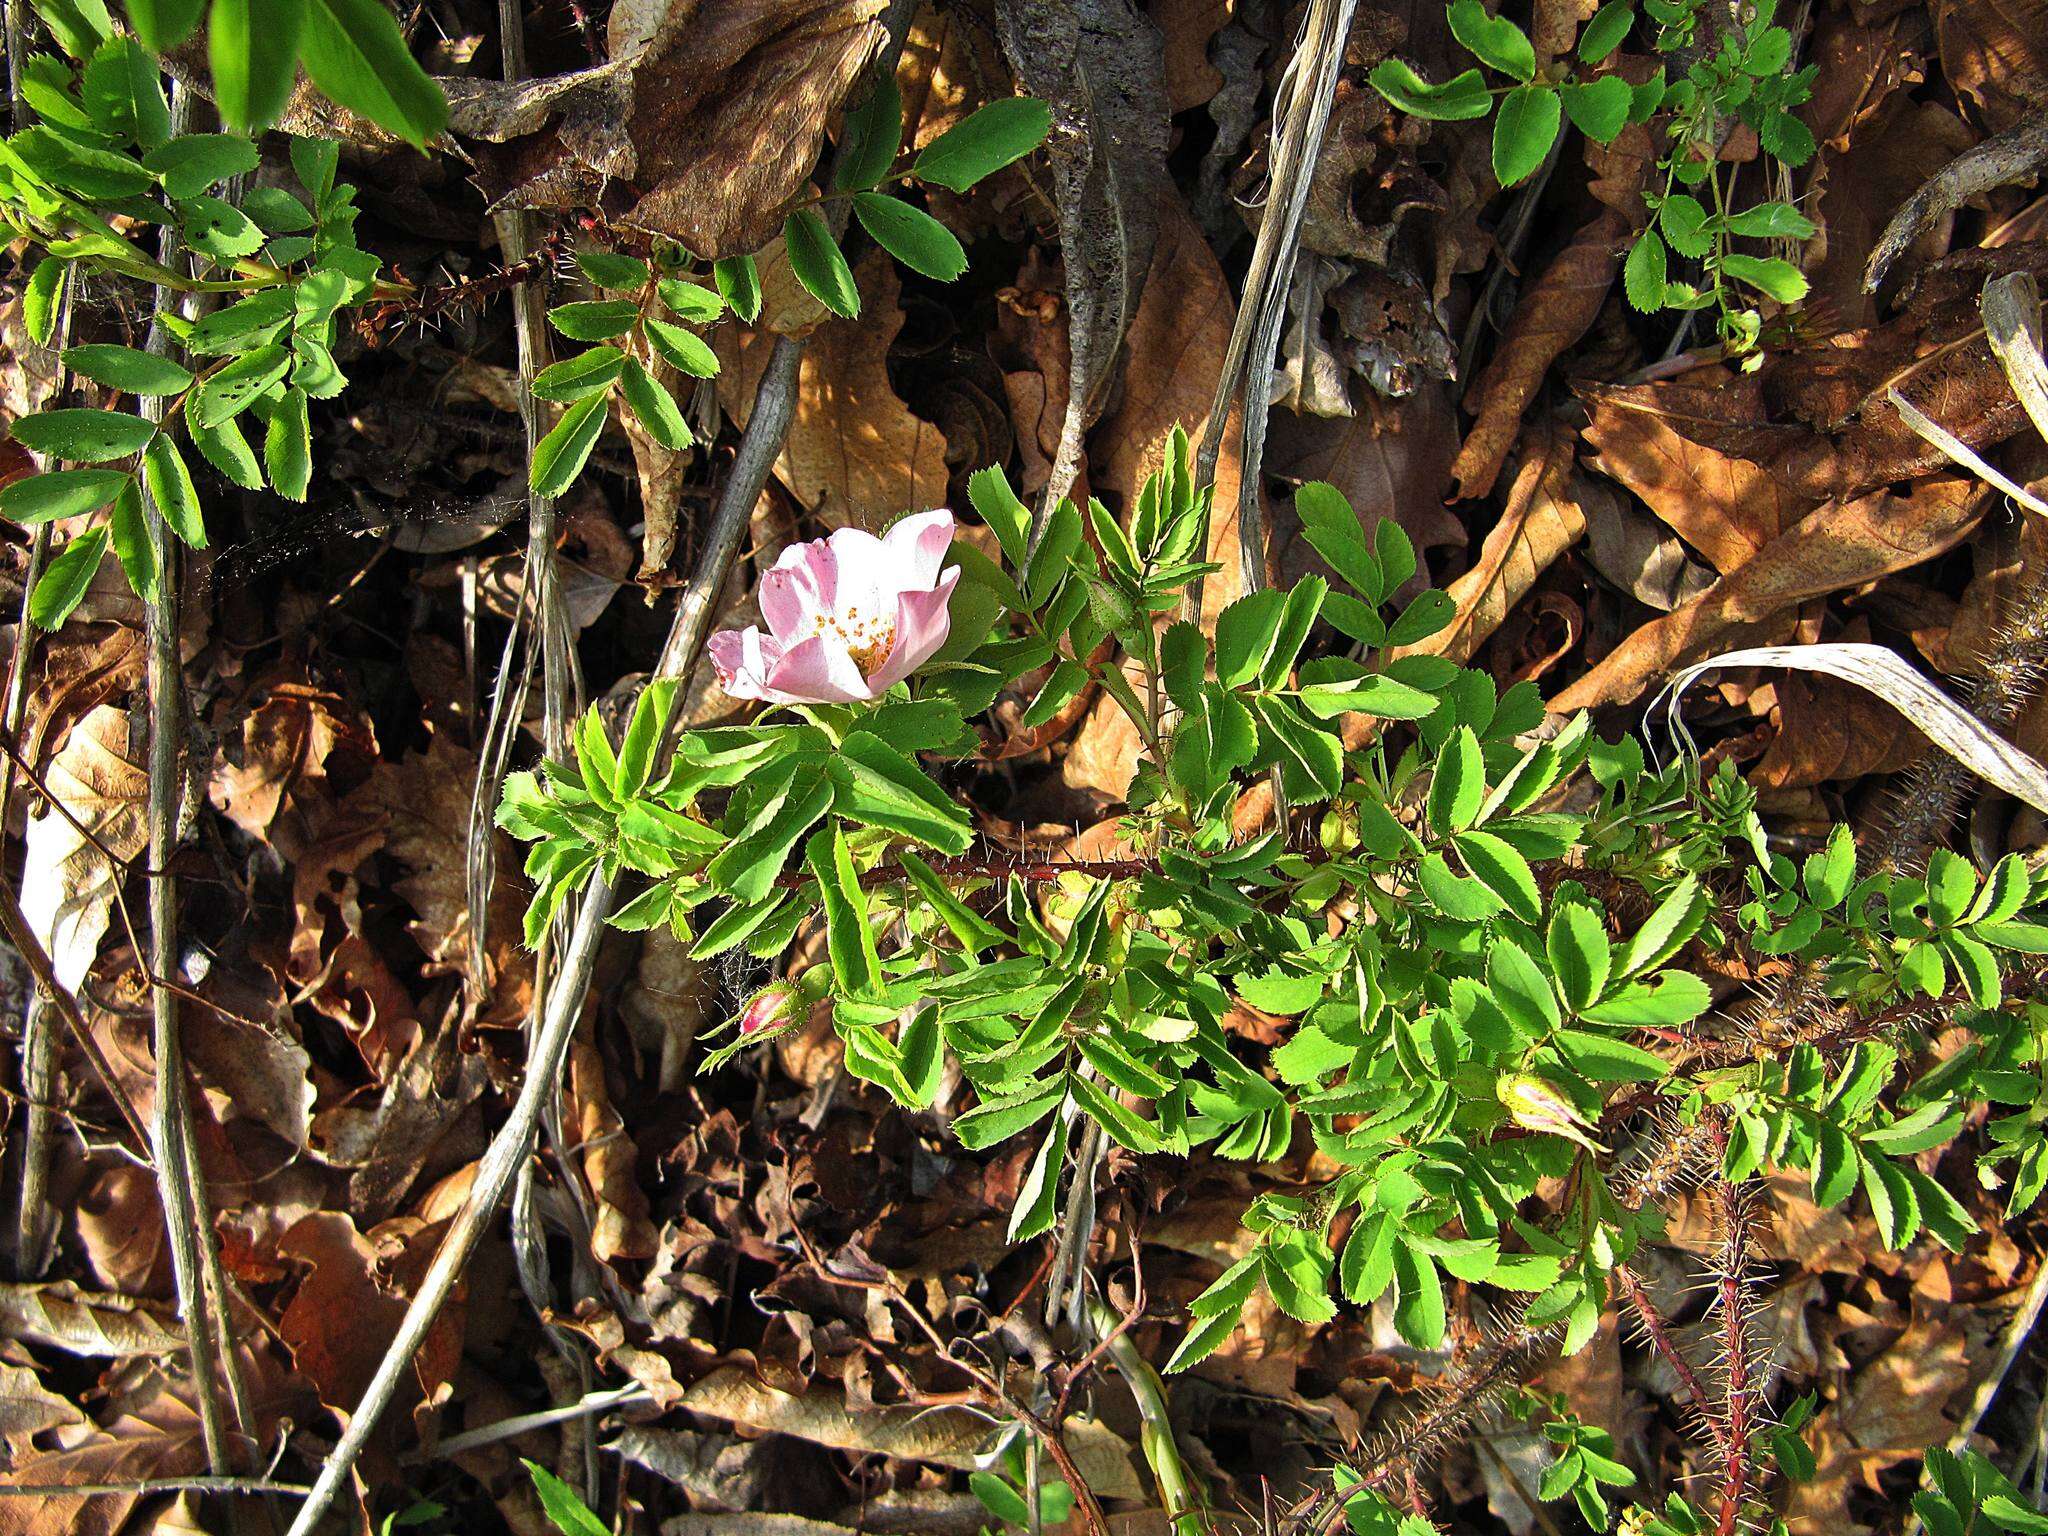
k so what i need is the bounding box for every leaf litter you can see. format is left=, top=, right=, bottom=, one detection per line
left=4, top=0, right=2048, bottom=1532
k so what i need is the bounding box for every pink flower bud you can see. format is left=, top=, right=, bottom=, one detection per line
left=738, top=983, right=795, bottom=1036
left=708, top=510, right=960, bottom=704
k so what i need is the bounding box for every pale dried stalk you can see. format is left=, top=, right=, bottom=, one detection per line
left=283, top=12, right=910, bottom=1522
left=475, top=0, right=603, bottom=1497
left=1661, top=643, right=2048, bottom=817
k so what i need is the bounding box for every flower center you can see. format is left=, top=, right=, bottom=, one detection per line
left=817, top=604, right=897, bottom=678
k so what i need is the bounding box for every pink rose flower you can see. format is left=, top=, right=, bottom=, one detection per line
left=709, top=510, right=961, bottom=705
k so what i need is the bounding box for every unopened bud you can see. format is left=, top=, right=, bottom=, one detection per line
left=738, top=982, right=796, bottom=1036
left=1498, top=1073, right=1606, bottom=1154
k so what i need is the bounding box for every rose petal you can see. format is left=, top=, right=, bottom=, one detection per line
left=868, top=565, right=961, bottom=689
left=882, top=509, right=956, bottom=589
left=760, top=564, right=825, bottom=643
left=765, top=633, right=874, bottom=703
left=823, top=526, right=891, bottom=622
left=709, top=626, right=786, bottom=700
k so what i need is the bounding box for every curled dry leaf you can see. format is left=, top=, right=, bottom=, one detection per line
left=675, top=1365, right=1147, bottom=1498
left=18, top=705, right=146, bottom=994
left=358, top=732, right=534, bottom=1031
left=1452, top=211, right=1632, bottom=502
left=569, top=1035, right=660, bottom=1262
left=1579, top=479, right=1718, bottom=612
left=1396, top=419, right=1584, bottom=665
left=1551, top=477, right=1988, bottom=710
left=1583, top=372, right=1815, bottom=574
left=0, top=1361, right=85, bottom=1438
left=1932, top=0, right=2048, bottom=134
left=0, top=1383, right=208, bottom=1536
left=0, top=1280, right=183, bottom=1358
left=1750, top=670, right=1921, bottom=791
left=995, top=0, right=1170, bottom=504
left=468, top=0, right=889, bottom=258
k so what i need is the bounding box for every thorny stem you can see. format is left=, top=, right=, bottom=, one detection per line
left=774, top=852, right=1166, bottom=891
left=1711, top=1147, right=1759, bottom=1536
left=1614, top=1263, right=1729, bottom=1454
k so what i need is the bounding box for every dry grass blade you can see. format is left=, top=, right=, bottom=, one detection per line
left=1982, top=272, right=2048, bottom=444
left=1887, top=387, right=2048, bottom=517
left=1660, top=642, right=2048, bottom=816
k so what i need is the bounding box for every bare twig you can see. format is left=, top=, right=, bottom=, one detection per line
left=1864, top=113, right=2048, bottom=293
left=423, top=1384, right=653, bottom=1461
left=0, top=881, right=151, bottom=1151
left=6, top=280, right=73, bottom=1280
left=0, top=1477, right=310, bottom=1499
left=135, top=89, right=233, bottom=1471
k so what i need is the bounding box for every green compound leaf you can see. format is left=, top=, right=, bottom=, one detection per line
left=1367, top=59, right=1492, bottom=120
left=783, top=207, right=860, bottom=319
left=1561, top=74, right=1632, bottom=143
left=618, top=358, right=693, bottom=452
left=834, top=69, right=902, bottom=192
left=29, top=524, right=108, bottom=629
left=852, top=192, right=968, bottom=281
left=714, top=254, right=762, bottom=323
left=61, top=344, right=192, bottom=397
left=298, top=0, right=448, bottom=148
left=531, top=389, right=609, bottom=497
left=263, top=387, right=312, bottom=501
left=1577, top=1, right=1634, bottom=61
left=1492, top=85, right=1561, bottom=187
left=1624, top=228, right=1668, bottom=312
left=1719, top=252, right=1808, bottom=303
left=1448, top=0, right=1535, bottom=79
left=911, top=96, right=1051, bottom=191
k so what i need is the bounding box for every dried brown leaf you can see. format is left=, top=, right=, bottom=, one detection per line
left=1551, top=476, right=1987, bottom=710
left=1397, top=420, right=1584, bottom=665
left=1582, top=370, right=1814, bottom=573
left=0, top=1281, right=182, bottom=1358
left=719, top=253, right=952, bottom=529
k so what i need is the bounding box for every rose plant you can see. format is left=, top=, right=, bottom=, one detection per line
left=500, top=431, right=2048, bottom=1533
